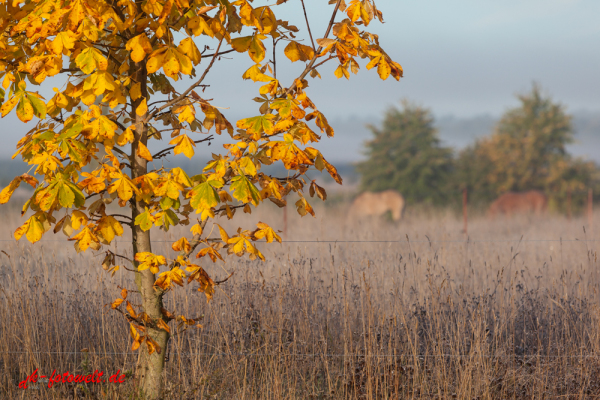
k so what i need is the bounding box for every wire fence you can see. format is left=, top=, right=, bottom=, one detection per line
left=3, top=351, right=600, bottom=359
left=0, top=238, right=599, bottom=244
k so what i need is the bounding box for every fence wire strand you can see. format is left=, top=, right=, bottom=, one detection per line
left=0, top=239, right=598, bottom=244
left=2, top=351, right=599, bottom=359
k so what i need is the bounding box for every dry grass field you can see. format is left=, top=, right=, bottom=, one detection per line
left=1, top=199, right=600, bottom=399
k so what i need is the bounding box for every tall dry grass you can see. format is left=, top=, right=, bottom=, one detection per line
left=1, top=200, right=600, bottom=399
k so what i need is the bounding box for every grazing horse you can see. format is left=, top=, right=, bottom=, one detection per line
left=349, top=190, right=405, bottom=222
left=488, top=190, right=547, bottom=217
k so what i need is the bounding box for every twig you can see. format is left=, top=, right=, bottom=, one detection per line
left=152, top=136, right=214, bottom=159
left=272, top=36, right=277, bottom=79
left=300, top=0, right=316, bottom=51
left=215, top=272, right=234, bottom=285
left=311, top=55, right=335, bottom=71
left=110, top=214, right=133, bottom=221
left=85, top=190, right=107, bottom=200
left=272, top=173, right=302, bottom=181
left=111, top=146, right=131, bottom=161
left=114, top=253, right=134, bottom=265
left=110, top=118, right=129, bottom=133
left=285, top=0, right=342, bottom=95
left=147, top=38, right=225, bottom=122
left=167, top=219, right=211, bottom=270
left=203, top=49, right=236, bottom=58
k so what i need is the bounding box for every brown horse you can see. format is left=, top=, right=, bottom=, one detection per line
left=489, top=190, right=547, bottom=217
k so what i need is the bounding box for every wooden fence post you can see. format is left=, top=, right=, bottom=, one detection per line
left=283, top=204, right=288, bottom=239
left=567, top=188, right=572, bottom=222
left=463, top=188, right=468, bottom=235
left=588, top=188, right=593, bottom=232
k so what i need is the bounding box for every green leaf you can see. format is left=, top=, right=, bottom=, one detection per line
left=16, top=96, right=34, bottom=122
left=65, top=181, right=85, bottom=207
left=134, top=208, right=154, bottom=231
left=27, top=94, right=47, bottom=119
left=191, top=181, right=220, bottom=210
left=236, top=115, right=275, bottom=136
left=157, top=209, right=179, bottom=231
left=230, top=174, right=260, bottom=206
left=75, top=48, right=107, bottom=74
left=58, top=184, right=75, bottom=208
left=160, top=196, right=174, bottom=210
left=58, top=123, right=83, bottom=141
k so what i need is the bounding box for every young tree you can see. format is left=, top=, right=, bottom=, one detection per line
left=356, top=101, right=454, bottom=206
left=0, top=0, right=401, bottom=397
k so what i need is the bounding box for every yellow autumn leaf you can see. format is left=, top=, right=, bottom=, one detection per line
left=196, top=246, right=223, bottom=262
left=137, top=142, right=153, bottom=161
left=117, top=126, right=135, bottom=146
left=178, top=38, right=202, bottom=65
left=0, top=174, right=38, bottom=204
left=172, top=237, right=191, bottom=253
left=215, top=223, right=229, bottom=243
left=111, top=298, right=124, bottom=309
left=135, top=252, right=167, bottom=274
left=71, top=210, right=88, bottom=230
left=177, top=105, right=195, bottom=124
left=126, top=34, right=153, bottom=63
left=14, top=214, right=45, bottom=243
left=334, top=64, right=350, bottom=79
left=377, top=58, right=391, bottom=80
left=188, top=15, right=214, bottom=37
left=97, top=215, right=124, bottom=243
left=242, top=64, right=273, bottom=83
left=50, top=32, right=76, bottom=55
left=69, top=226, right=101, bottom=252
left=154, top=267, right=186, bottom=290
left=130, top=83, right=142, bottom=101
left=169, top=134, right=195, bottom=159
left=253, top=222, right=282, bottom=243
left=284, top=41, right=314, bottom=62
left=136, top=97, right=148, bottom=116
left=108, top=171, right=141, bottom=201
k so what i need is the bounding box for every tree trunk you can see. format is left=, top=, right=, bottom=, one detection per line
left=131, top=61, right=169, bottom=399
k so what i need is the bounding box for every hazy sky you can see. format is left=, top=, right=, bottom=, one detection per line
left=1, top=0, right=599, bottom=158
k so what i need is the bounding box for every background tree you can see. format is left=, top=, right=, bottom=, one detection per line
left=0, top=0, right=402, bottom=398
left=356, top=101, right=454, bottom=206
left=454, top=84, right=599, bottom=209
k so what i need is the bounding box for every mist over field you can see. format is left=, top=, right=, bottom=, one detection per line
left=2, top=0, right=600, bottom=398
